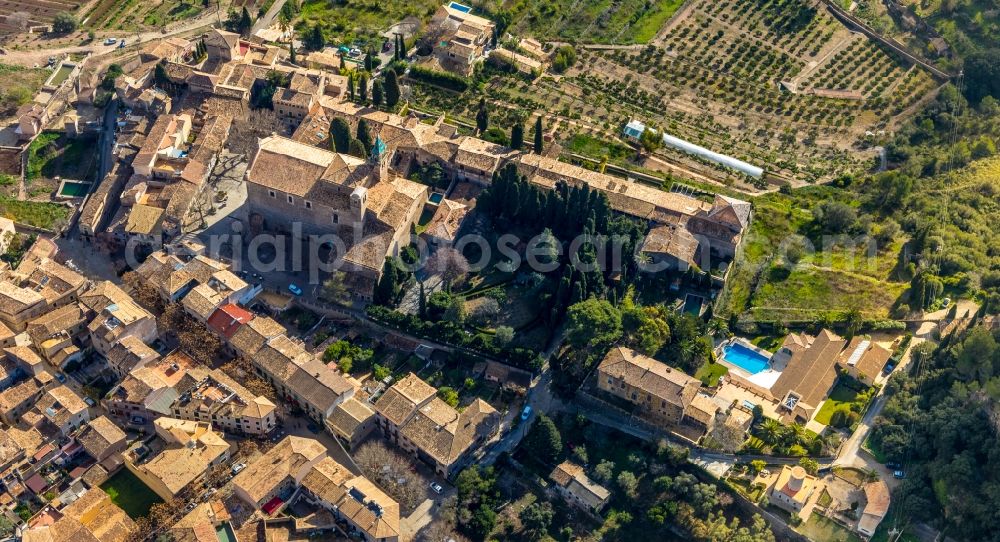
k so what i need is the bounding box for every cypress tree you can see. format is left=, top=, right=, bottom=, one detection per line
left=384, top=70, right=400, bottom=108
left=476, top=97, right=489, bottom=133
left=339, top=54, right=345, bottom=71
left=238, top=7, right=252, bottom=36
left=372, top=80, right=384, bottom=108
left=288, top=39, right=296, bottom=65
left=364, top=49, right=374, bottom=72
left=330, top=118, right=351, bottom=153
left=309, top=25, right=325, bottom=51
left=510, top=122, right=524, bottom=150
left=348, top=138, right=366, bottom=158
left=358, top=72, right=368, bottom=102
left=348, top=75, right=356, bottom=101
left=533, top=116, right=544, bottom=154
left=357, top=119, right=372, bottom=155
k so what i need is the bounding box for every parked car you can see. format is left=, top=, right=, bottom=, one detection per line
left=886, top=462, right=902, bottom=470
left=105, top=37, right=118, bottom=45
left=520, top=405, right=532, bottom=421
left=231, top=463, right=247, bottom=475
left=429, top=482, right=443, bottom=494
left=288, top=284, right=303, bottom=296
left=893, top=470, right=906, bottom=479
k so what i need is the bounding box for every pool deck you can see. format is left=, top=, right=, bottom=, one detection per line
left=716, top=338, right=778, bottom=387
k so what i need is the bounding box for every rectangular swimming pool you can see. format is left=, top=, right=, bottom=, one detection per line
left=721, top=343, right=770, bottom=374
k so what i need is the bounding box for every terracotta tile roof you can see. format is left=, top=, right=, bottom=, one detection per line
left=300, top=456, right=399, bottom=540
left=837, top=336, right=892, bottom=379
left=21, top=487, right=137, bottom=542
left=423, top=199, right=468, bottom=241
left=5, top=345, right=44, bottom=368
left=139, top=419, right=231, bottom=496
left=206, top=303, right=253, bottom=339
left=598, top=347, right=702, bottom=410
left=770, top=329, right=847, bottom=411
left=685, top=394, right=719, bottom=425
left=233, top=435, right=326, bottom=504
left=549, top=461, right=610, bottom=509
left=399, top=397, right=497, bottom=467
left=247, top=136, right=336, bottom=197
left=0, top=430, right=23, bottom=467
left=105, top=335, right=159, bottom=374
left=0, top=379, right=42, bottom=414
left=0, top=281, right=45, bottom=315
left=373, top=372, right=436, bottom=426
left=35, top=385, right=88, bottom=428
left=327, top=396, right=374, bottom=440
left=516, top=154, right=712, bottom=219
left=640, top=221, right=700, bottom=266
left=228, top=316, right=285, bottom=357
left=27, top=304, right=85, bottom=341
left=77, top=416, right=126, bottom=459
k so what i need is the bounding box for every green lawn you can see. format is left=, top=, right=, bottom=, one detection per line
left=100, top=469, right=163, bottom=519
left=798, top=512, right=863, bottom=542
left=0, top=196, right=71, bottom=230
left=695, top=360, right=728, bottom=386
left=509, top=0, right=686, bottom=44
left=814, top=381, right=862, bottom=425
left=298, top=0, right=442, bottom=46
left=26, top=132, right=98, bottom=183
left=0, top=64, right=48, bottom=118
left=818, top=488, right=833, bottom=507
left=717, top=186, right=910, bottom=321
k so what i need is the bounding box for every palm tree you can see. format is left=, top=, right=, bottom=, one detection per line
left=759, top=418, right=782, bottom=444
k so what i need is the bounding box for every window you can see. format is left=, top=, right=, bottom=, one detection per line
left=332, top=213, right=339, bottom=224
left=287, top=195, right=294, bottom=204
left=268, top=190, right=276, bottom=198
left=305, top=200, right=312, bottom=209
left=607, top=377, right=612, bottom=385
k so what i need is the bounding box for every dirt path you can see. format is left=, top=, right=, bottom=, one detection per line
left=0, top=8, right=221, bottom=68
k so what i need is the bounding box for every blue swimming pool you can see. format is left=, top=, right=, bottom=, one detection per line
left=721, top=343, right=770, bottom=374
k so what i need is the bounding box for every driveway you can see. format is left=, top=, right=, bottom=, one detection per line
left=399, top=482, right=455, bottom=541
left=833, top=336, right=927, bottom=490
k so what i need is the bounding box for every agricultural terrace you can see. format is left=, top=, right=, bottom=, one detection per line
left=405, top=0, right=938, bottom=189
left=298, top=0, right=442, bottom=46
left=83, top=0, right=210, bottom=31
left=717, top=184, right=908, bottom=324
left=503, top=0, right=687, bottom=44
left=0, top=63, right=49, bottom=120
left=575, top=0, right=938, bottom=183
left=0, top=0, right=83, bottom=33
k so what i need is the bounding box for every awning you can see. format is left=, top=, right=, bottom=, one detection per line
left=262, top=496, right=283, bottom=515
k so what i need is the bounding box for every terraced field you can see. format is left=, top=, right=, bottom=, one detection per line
left=0, top=0, right=83, bottom=33
left=82, top=0, right=206, bottom=31
left=557, top=0, right=939, bottom=183
left=505, top=0, right=687, bottom=44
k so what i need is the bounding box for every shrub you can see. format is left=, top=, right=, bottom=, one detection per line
left=407, top=65, right=468, bottom=92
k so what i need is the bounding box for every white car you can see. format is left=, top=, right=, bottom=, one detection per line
left=429, top=482, right=443, bottom=494
left=231, top=462, right=247, bottom=475
left=105, top=37, right=118, bottom=45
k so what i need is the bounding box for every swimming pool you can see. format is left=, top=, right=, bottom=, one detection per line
left=721, top=343, right=770, bottom=374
